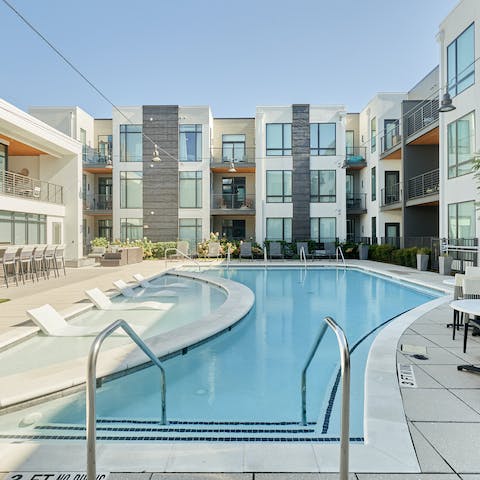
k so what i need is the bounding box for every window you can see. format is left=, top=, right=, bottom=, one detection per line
left=179, top=171, right=202, bottom=208
left=266, top=170, right=292, bottom=203
left=80, top=128, right=87, bottom=162
left=98, top=135, right=112, bottom=163
left=120, top=125, right=142, bottom=162
left=310, top=123, right=336, bottom=155
left=447, top=23, right=475, bottom=97
left=52, top=222, right=62, bottom=244
left=310, top=217, right=336, bottom=242
left=448, top=201, right=476, bottom=239
left=371, top=167, right=376, bottom=201
left=346, top=130, right=354, bottom=155
left=371, top=217, right=377, bottom=242
left=266, top=218, right=292, bottom=242
left=266, top=123, right=292, bottom=156
left=0, top=211, right=46, bottom=244
left=0, top=143, right=7, bottom=172
left=310, top=170, right=336, bottom=203
left=447, top=111, right=475, bottom=178
left=384, top=119, right=399, bottom=150
left=98, top=219, right=112, bottom=241
left=371, top=117, right=376, bottom=153
left=120, top=171, right=143, bottom=208
left=179, top=124, right=202, bottom=161
left=222, top=219, right=246, bottom=240
left=120, top=218, right=143, bottom=241
left=179, top=218, right=202, bottom=248
left=222, top=134, right=246, bottom=162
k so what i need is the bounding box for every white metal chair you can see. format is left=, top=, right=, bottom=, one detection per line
left=53, top=244, right=66, bottom=276
left=18, top=245, right=36, bottom=284
left=43, top=245, right=57, bottom=278
left=1, top=246, right=19, bottom=287
left=32, top=245, right=47, bottom=280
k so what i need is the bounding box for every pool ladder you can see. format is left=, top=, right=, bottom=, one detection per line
left=86, top=319, right=167, bottom=480
left=164, top=247, right=201, bottom=271
left=301, top=316, right=351, bottom=480
left=336, top=245, right=346, bottom=267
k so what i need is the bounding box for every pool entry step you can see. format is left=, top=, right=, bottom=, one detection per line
left=2, top=419, right=364, bottom=442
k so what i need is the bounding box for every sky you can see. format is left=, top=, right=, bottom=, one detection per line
left=0, top=0, right=459, bottom=118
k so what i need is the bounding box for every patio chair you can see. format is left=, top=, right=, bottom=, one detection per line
left=43, top=245, right=57, bottom=278
left=461, top=278, right=480, bottom=353
left=53, top=244, right=66, bottom=276
left=1, top=246, right=19, bottom=287
left=207, top=241, right=221, bottom=259
left=296, top=242, right=312, bottom=260
left=132, top=273, right=190, bottom=289
left=85, top=288, right=174, bottom=311
left=313, top=242, right=336, bottom=260
left=465, top=266, right=480, bottom=277
left=113, top=279, right=178, bottom=298
left=239, top=242, right=253, bottom=260
left=32, top=245, right=47, bottom=280
left=18, top=245, right=36, bottom=284
left=269, top=241, right=283, bottom=259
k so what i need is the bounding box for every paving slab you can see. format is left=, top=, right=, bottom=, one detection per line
left=418, top=364, right=480, bottom=389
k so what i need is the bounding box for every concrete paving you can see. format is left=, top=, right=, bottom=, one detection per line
left=1, top=259, right=479, bottom=479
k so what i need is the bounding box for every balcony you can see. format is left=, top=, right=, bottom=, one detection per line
left=343, top=147, right=367, bottom=169
left=405, top=99, right=439, bottom=143
left=210, top=147, right=256, bottom=172
left=0, top=170, right=63, bottom=205
left=83, top=145, right=113, bottom=172
left=83, top=194, right=113, bottom=213
left=406, top=169, right=439, bottom=206
left=210, top=193, right=255, bottom=215
left=380, top=127, right=402, bottom=160
left=346, top=193, right=367, bottom=214
left=381, top=182, right=403, bottom=209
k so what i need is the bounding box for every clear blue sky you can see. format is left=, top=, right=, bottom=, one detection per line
left=0, top=0, right=459, bottom=118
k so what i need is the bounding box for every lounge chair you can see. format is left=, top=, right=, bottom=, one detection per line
left=207, top=241, right=221, bottom=258
left=465, top=266, right=480, bottom=276
left=269, top=241, right=283, bottom=259
left=460, top=277, right=480, bottom=353
left=132, top=273, right=189, bottom=289
left=239, top=242, right=253, bottom=259
left=296, top=242, right=312, bottom=260
left=85, top=288, right=173, bottom=311
left=313, top=242, right=336, bottom=259
left=113, top=279, right=178, bottom=298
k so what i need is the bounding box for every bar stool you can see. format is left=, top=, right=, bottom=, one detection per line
left=32, top=245, right=47, bottom=280
left=1, top=246, right=19, bottom=287
left=18, top=245, right=36, bottom=284
left=53, top=244, right=66, bottom=276
left=43, top=245, right=57, bottom=278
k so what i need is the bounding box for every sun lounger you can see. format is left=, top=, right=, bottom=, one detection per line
left=239, top=242, right=253, bottom=259
left=85, top=288, right=173, bottom=311
left=113, top=279, right=178, bottom=298
left=132, top=273, right=189, bottom=290
left=269, top=242, right=283, bottom=259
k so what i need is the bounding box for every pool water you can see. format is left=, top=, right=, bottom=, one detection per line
left=3, top=267, right=439, bottom=441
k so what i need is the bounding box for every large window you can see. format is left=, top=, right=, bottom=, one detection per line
left=371, top=167, right=376, bottom=201
left=266, top=123, right=292, bottom=156
left=0, top=211, right=46, bottom=244
left=222, top=134, right=246, bottom=162
left=266, top=218, right=292, bottom=242
left=120, top=218, right=143, bottom=241
left=448, top=201, right=476, bottom=239
left=346, top=130, right=354, bottom=155
left=310, top=123, right=336, bottom=155
left=448, top=23, right=475, bottom=97
left=1, top=143, right=8, bottom=173
left=179, top=171, right=202, bottom=208
left=310, top=170, right=336, bottom=203
left=310, top=217, right=336, bottom=242
left=371, top=117, right=377, bottom=153
left=179, top=218, right=202, bottom=249
left=266, top=170, right=292, bottom=203
left=98, top=135, right=112, bottom=163
left=179, top=124, right=202, bottom=162
left=447, top=111, right=475, bottom=178
left=120, top=125, right=142, bottom=162
left=120, top=171, right=143, bottom=208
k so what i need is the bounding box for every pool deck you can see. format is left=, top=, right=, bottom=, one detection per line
left=1, top=259, right=480, bottom=479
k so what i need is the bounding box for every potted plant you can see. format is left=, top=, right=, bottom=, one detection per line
left=416, top=247, right=431, bottom=271
left=358, top=242, right=369, bottom=260
left=439, top=253, right=453, bottom=275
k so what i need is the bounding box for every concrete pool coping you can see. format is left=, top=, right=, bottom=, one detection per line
left=0, top=260, right=457, bottom=473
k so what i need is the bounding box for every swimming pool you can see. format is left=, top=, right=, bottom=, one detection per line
left=0, top=267, right=440, bottom=443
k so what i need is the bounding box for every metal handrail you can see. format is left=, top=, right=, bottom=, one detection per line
left=164, top=247, right=201, bottom=272
left=86, top=319, right=167, bottom=480
left=336, top=246, right=346, bottom=266
left=300, top=246, right=307, bottom=268
left=264, top=245, right=267, bottom=269
left=300, top=316, right=350, bottom=480
left=226, top=248, right=231, bottom=269
left=407, top=168, right=439, bottom=200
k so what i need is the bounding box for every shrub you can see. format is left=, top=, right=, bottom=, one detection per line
left=91, top=237, right=109, bottom=248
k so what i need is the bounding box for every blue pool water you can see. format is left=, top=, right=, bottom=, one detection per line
left=26, top=267, right=439, bottom=440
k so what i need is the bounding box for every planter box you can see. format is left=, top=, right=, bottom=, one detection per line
left=416, top=254, right=429, bottom=271
left=358, top=244, right=369, bottom=260
left=439, top=256, right=453, bottom=276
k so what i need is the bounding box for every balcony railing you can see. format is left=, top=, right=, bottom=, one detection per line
left=83, top=194, right=113, bottom=212
left=343, top=147, right=367, bottom=168
left=210, top=147, right=256, bottom=166
left=211, top=193, right=255, bottom=210
left=405, top=99, right=439, bottom=138
left=0, top=170, right=63, bottom=205
left=83, top=145, right=112, bottom=166
left=407, top=169, right=439, bottom=200
left=381, top=127, right=401, bottom=154
left=346, top=193, right=367, bottom=212
left=381, top=182, right=403, bottom=207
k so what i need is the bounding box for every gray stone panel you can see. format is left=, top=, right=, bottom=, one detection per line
left=143, top=105, right=179, bottom=242
left=292, top=104, right=310, bottom=241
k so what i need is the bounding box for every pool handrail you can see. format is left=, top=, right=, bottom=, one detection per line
left=336, top=245, right=346, bottom=267
left=300, top=246, right=307, bottom=268
left=164, top=247, right=201, bottom=272
left=86, top=319, right=167, bottom=480
left=300, top=316, right=350, bottom=480
left=264, top=245, right=267, bottom=269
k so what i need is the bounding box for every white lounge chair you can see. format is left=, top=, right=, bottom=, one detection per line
left=113, top=279, right=178, bottom=298
left=85, top=288, right=173, bottom=311
left=132, top=273, right=189, bottom=290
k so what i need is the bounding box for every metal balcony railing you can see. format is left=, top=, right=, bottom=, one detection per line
left=211, top=193, right=255, bottom=210
left=407, top=169, right=439, bottom=200
left=0, top=170, right=64, bottom=205
left=210, top=147, right=256, bottom=165
left=346, top=193, right=367, bottom=212
left=405, top=99, right=439, bottom=138
left=84, top=194, right=113, bottom=212
left=381, top=182, right=403, bottom=207
left=344, top=147, right=367, bottom=168
left=83, top=145, right=113, bottom=166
